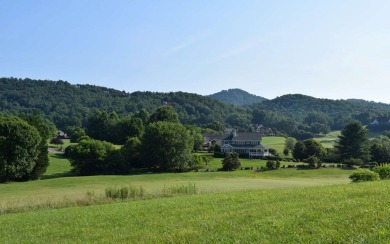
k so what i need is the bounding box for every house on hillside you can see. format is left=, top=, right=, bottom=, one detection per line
left=204, top=129, right=270, bottom=158
left=255, top=124, right=276, bottom=136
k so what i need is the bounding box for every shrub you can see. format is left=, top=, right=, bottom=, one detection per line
left=269, top=148, right=278, bottom=156
left=266, top=160, right=280, bottom=170
left=50, top=137, right=64, bottom=145
left=373, top=164, right=390, bottom=180
left=349, top=169, right=380, bottom=182
left=221, top=152, right=241, bottom=171
left=213, top=152, right=225, bottom=158
left=304, top=156, right=322, bottom=169
left=345, top=158, right=364, bottom=166
left=263, top=155, right=282, bottom=161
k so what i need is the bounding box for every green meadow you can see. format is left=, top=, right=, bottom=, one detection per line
left=0, top=152, right=351, bottom=212
left=1, top=181, right=389, bottom=243
left=314, top=131, right=340, bottom=148
left=1, top=134, right=389, bottom=242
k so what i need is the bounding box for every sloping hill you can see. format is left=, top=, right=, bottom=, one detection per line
left=209, top=88, right=267, bottom=106
left=2, top=77, right=390, bottom=134
left=250, top=94, right=387, bottom=121
left=0, top=77, right=245, bottom=128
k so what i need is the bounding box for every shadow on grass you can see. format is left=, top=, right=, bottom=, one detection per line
left=41, top=172, right=75, bottom=180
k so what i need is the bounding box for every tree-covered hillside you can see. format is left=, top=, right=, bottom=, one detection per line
left=209, top=88, right=268, bottom=106
left=250, top=94, right=388, bottom=123
left=0, top=78, right=247, bottom=129
left=1, top=77, right=390, bottom=137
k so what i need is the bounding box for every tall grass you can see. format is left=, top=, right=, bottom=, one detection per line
left=161, top=183, right=198, bottom=196
left=105, top=185, right=145, bottom=200
left=0, top=183, right=199, bottom=215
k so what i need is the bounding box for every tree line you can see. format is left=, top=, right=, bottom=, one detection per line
left=65, top=106, right=206, bottom=175
left=288, top=121, right=390, bottom=167
left=0, top=114, right=56, bottom=182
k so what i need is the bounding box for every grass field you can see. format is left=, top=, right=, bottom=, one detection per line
left=1, top=140, right=388, bottom=242
left=314, top=131, right=340, bottom=148
left=1, top=181, right=389, bottom=243
left=0, top=153, right=351, bottom=212
left=262, top=136, right=286, bottom=153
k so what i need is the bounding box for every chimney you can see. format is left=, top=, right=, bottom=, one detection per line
left=232, top=129, right=237, bottom=137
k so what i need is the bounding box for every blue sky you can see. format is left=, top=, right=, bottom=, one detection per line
left=1, top=1, right=390, bottom=102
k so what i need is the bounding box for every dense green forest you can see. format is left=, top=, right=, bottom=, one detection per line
left=1, top=77, right=390, bottom=138
left=209, top=88, right=268, bottom=106
left=0, top=77, right=247, bottom=129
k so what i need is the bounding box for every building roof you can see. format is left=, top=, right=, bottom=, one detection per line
left=203, top=134, right=227, bottom=141
left=221, top=132, right=262, bottom=141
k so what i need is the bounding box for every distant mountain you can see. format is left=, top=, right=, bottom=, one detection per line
left=209, top=89, right=267, bottom=106
left=249, top=94, right=389, bottom=124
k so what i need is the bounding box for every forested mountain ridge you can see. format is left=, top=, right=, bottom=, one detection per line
left=249, top=94, right=388, bottom=122
left=209, top=88, right=268, bottom=106
left=1, top=77, right=390, bottom=137
left=0, top=77, right=247, bottom=129
left=346, top=98, right=390, bottom=110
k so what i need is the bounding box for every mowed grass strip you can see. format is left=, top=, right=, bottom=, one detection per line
left=1, top=181, right=389, bottom=243
left=0, top=166, right=351, bottom=210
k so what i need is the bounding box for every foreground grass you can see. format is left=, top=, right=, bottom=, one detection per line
left=1, top=181, right=389, bottom=243
left=0, top=167, right=350, bottom=211
left=0, top=152, right=351, bottom=213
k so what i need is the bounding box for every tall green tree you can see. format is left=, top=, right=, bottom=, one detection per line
left=117, top=116, right=144, bottom=144
left=121, top=137, right=142, bottom=167
left=149, top=106, right=180, bottom=124
left=284, top=137, right=297, bottom=151
left=86, top=111, right=119, bottom=142
left=185, top=125, right=204, bottom=151
left=141, top=121, right=193, bottom=171
left=370, top=137, right=390, bottom=163
left=21, top=114, right=56, bottom=180
left=292, top=141, right=307, bottom=161
left=0, top=117, right=41, bottom=182
left=303, top=139, right=326, bottom=158
left=336, top=122, right=370, bottom=164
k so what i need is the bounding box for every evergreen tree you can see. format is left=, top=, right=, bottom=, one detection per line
left=336, top=122, right=370, bottom=164
left=21, top=114, right=56, bottom=180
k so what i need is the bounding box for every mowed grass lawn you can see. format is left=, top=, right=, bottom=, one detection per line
left=1, top=181, right=389, bottom=243
left=314, top=131, right=340, bottom=148
left=262, top=136, right=286, bottom=153
left=0, top=153, right=351, bottom=210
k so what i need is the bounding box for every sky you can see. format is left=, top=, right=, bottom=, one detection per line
left=1, top=0, right=390, bottom=103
